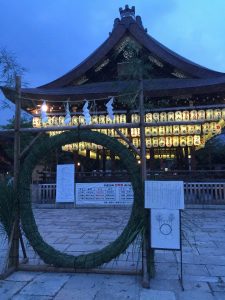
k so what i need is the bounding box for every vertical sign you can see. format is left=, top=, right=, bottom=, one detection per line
left=145, top=181, right=184, bottom=250
left=56, top=164, right=75, bottom=202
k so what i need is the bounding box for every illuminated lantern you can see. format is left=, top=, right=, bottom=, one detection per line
left=190, top=110, right=198, bottom=121
left=182, top=110, right=190, bottom=121
left=168, top=112, right=175, bottom=122
left=180, top=125, right=188, bottom=135
left=120, top=114, right=126, bottom=123
left=92, top=115, right=99, bottom=124
left=159, top=137, right=166, bottom=147
left=146, top=138, right=152, bottom=148
left=133, top=138, right=140, bottom=148
left=71, top=116, right=78, bottom=125
left=187, top=136, right=193, bottom=146
left=99, top=115, right=106, bottom=124
left=210, top=122, right=221, bottom=134
left=173, top=125, right=180, bottom=135
left=131, top=128, right=140, bottom=137
left=166, top=137, right=173, bottom=147
left=160, top=112, right=167, bottom=122
left=78, top=115, right=85, bottom=124
left=152, top=113, right=160, bottom=122
left=166, top=126, right=173, bottom=135
left=52, top=116, right=59, bottom=126
left=198, top=110, right=205, bottom=120
left=145, top=127, right=151, bottom=136
left=214, top=109, right=222, bottom=121
left=206, top=109, right=214, bottom=120
left=120, top=128, right=128, bottom=136
left=172, top=136, right=179, bottom=147
left=92, top=143, right=97, bottom=150
left=131, top=114, right=140, bottom=123
left=79, top=142, right=85, bottom=150
left=175, top=111, right=182, bottom=121
left=202, top=123, right=209, bottom=134
left=101, top=129, right=107, bottom=135
left=222, top=108, right=225, bottom=120
left=180, top=136, right=186, bottom=147
left=32, top=117, right=41, bottom=128
left=145, top=113, right=152, bottom=122
left=188, top=125, right=195, bottom=134
left=152, top=126, right=158, bottom=136
left=158, top=126, right=165, bottom=136
left=193, top=135, right=201, bottom=146
left=108, top=129, right=114, bottom=137
left=152, top=137, right=158, bottom=147
left=194, top=125, right=201, bottom=134
left=59, top=116, right=65, bottom=125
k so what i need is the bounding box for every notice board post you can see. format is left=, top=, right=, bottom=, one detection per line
left=145, top=181, right=184, bottom=289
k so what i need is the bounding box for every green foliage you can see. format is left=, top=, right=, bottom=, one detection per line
left=0, top=180, right=15, bottom=239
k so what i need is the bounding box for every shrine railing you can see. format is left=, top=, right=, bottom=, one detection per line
left=31, top=181, right=225, bottom=205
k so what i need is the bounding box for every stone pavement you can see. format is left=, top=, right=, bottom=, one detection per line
left=0, top=208, right=225, bottom=299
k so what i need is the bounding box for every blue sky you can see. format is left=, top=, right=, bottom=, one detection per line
left=0, top=0, right=225, bottom=124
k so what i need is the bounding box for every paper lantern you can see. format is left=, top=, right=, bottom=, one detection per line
left=202, top=123, right=209, bottom=134
left=206, top=109, right=214, bottom=121
left=168, top=112, right=175, bottom=122
left=91, top=115, right=99, bottom=124
left=146, top=137, right=152, bottom=148
left=145, top=127, right=151, bottom=136
left=159, top=137, right=166, bottom=147
left=166, top=137, right=173, bottom=147
left=152, top=112, right=160, bottom=122
left=132, top=138, right=140, bottom=148
left=180, top=125, right=188, bottom=135
left=120, top=114, right=126, bottom=123
left=152, top=137, right=158, bottom=147
left=32, top=117, right=41, bottom=128
left=160, top=112, right=167, bottom=122
left=194, top=125, right=201, bottom=134
left=180, top=136, right=186, bottom=147
left=182, top=111, right=190, bottom=121
left=172, top=136, right=179, bottom=147
left=152, top=127, right=158, bottom=136
left=210, top=122, right=221, bottom=134
left=188, top=125, right=195, bottom=134
left=145, top=113, right=152, bottom=123
left=131, top=114, right=140, bottom=123
left=193, top=135, right=201, bottom=146
left=108, top=129, right=115, bottom=137
left=186, top=136, right=193, bottom=146
left=52, top=116, right=59, bottom=126
left=173, top=125, right=180, bottom=135
left=198, top=110, right=205, bottom=120
left=166, top=126, right=173, bottom=135
left=213, top=109, right=222, bottom=121
left=175, top=111, right=182, bottom=121
left=190, top=110, right=198, bottom=121
left=99, top=115, right=106, bottom=124
left=59, top=116, right=65, bottom=125
left=158, top=126, right=165, bottom=136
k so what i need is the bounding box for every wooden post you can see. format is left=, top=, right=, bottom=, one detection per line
left=9, top=76, right=21, bottom=268
left=139, top=79, right=150, bottom=288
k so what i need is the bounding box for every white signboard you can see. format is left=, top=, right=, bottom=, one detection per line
left=76, top=182, right=133, bottom=206
left=151, top=209, right=180, bottom=250
left=56, top=164, right=75, bottom=202
left=145, top=181, right=184, bottom=209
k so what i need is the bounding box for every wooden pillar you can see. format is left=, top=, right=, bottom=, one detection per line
left=139, top=80, right=150, bottom=288
left=9, top=76, right=21, bottom=268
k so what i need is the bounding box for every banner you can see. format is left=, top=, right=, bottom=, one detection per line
left=56, top=164, right=75, bottom=202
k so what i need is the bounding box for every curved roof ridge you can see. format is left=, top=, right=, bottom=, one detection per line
left=38, top=6, right=225, bottom=89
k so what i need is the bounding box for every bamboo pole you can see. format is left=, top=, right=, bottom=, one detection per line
left=9, top=76, right=21, bottom=268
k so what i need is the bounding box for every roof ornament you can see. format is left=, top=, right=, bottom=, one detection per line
left=119, top=5, right=135, bottom=19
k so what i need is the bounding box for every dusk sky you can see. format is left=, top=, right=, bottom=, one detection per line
left=0, top=0, right=225, bottom=124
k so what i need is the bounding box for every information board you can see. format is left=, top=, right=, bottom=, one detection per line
left=151, top=209, right=180, bottom=250
left=76, top=182, right=133, bottom=206
left=56, top=164, right=75, bottom=202
left=145, top=181, right=184, bottom=209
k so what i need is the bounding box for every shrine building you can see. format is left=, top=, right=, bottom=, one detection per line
left=2, top=5, right=225, bottom=173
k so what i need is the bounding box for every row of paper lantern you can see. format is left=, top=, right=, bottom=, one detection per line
left=60, top=135, right=203, bottom=152
left=32, top=108, right=225, bottom=128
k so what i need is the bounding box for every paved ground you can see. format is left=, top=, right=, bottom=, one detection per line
left=0, top=208, right=225, bottom=299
